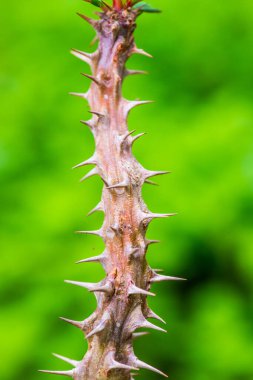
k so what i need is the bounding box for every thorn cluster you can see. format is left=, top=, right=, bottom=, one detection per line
left=40, top=3, right=185, bottom=379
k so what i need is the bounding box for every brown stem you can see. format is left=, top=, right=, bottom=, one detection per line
left=40, top=6, right=184, bottom=380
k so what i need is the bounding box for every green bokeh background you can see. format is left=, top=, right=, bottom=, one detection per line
left=1, top=0, right=253, bottom=379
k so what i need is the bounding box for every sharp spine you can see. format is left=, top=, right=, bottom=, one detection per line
left=105, top=351, right=139, bottom=371
left=144, top=179, right=158, bottom=186
left=136, top=360, right=168, bottom=378
left=81, top=73, right=101, bottom=86
left=69, top=91, right=88, bottom=99
left=146, top=309, right=166, bottom=324
left=141, top=319, right=167, bottom=333
left=76, top=253, right=105, bottom=264
left=80, top=167, right=99, bottom=182
left=110, top=361, right=138, bottom=371
left=86, top=312, right=110, bottom=338
left=151, top=274, right=187, bottom=282
left=110, top=225, right=122, bottom=234
left=65, top=280, right=113, bottom=294
left=128, top=283, right=155, bottom=297
left=86, top=324, right=105, bottom=339
left=70, top=48, right=92, bottom=65
left=87, top=201, right=104, bottom=216
left=76, top=12, right=98, bottom=28
left=145, top=170, right=171, bottom=179
left=124, top=69, right=148, bottom=77
left=142, top=212, right=177, bottom=222
left=52, top=353, right=79, bottom=367
left=132, top=332, right=149, bottom=339
left=72, top=156, right=96, bottom=169
left=75, top=229, right=102, bottom=238
left=145, top=239, right=160, bottom=246
left=80, top=119, right=94, bottom=129
left=59, top=317, right=84, bottom=330
left=120, top=129, right=136, bottom=143
left=107, top=181, right=129, bottom=189
left=38, top=370, right=74, bottom=377
left=125, top=100, right=154, bottom=114
left=89, top=110, right=105, bottom=118
left=131, top=46, right=153, bottom=58
left=131, top=132, right=147, bottom=143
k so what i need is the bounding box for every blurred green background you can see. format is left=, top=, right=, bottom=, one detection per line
left=1, top=0, right=253, bottom=379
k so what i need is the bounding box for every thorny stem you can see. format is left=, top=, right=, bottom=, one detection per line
left=40, top=4, right=185, bottom=380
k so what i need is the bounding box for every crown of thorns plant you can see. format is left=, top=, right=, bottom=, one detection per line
left=39, top=1, right=185, bottom=379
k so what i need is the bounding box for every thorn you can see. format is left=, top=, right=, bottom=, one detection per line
left=59, top=317, right=84, bottom=330
left=106, top=351, right=139, bottom=372
left=92, top=281, right=113, bottom=294
left=69, top=92, right=88, bottom=100
left=101, top=1, right=112, bottom=10
left=80, top=167, right=98, bottom=182
left=65, top=279, right=92, bottom=289
left=110, top=361, right=139, bottom=372
left=80, top=119, right=94, bottom=129
left=86, top=311, right=110, bottom=338
left=76, top=253, right=105, bottom=264
left=76, top=12, right=98, bottom=28
left=75, top=229, right=102, bottom=238
left=131, top=46, right=153, bottom=58
left=81, top=73, right=101, bottom=86
left=72, top=156, right=96, bottom=169
left=128, top=304, right=166, bottom=335
left=125, top=100, right=154, bottom=114
left=121, top=129, right=136, bottom=143
left=89, top=35, right=98, bottom=46
left=145, top=170, right=171, bottom=179
left=89, top=110, right=105, bottom=118
left=136, top=360, right=168, bottom=378
left=146, top=309, right=166, bottom=324
left=38, top=369, right=74, bottom=377
left=70, top=48, right=92, bottom=65
left=65, top=280, right=113, bottom=294
left=94, top=11, right=104, bottom=16
left=142, top=212, right=177, bottom=222
left=86, top=322, right=105, bottom=339
left=151, top=274, right=187, bottom=283
left=124, top=69, right=148, bottom=77
left=87, top=201, right=104, bottom=216
left=107, top=181, right=129, bottom=189
left=131, top=132, right=147, bottom=144
left=145, top=239, right=160, bottom=246
left=154, top=212, right=177, bottom=218
left=141, top=319, right=167, bottom=333
left=144, top=179, right=158, bottom=186
left=132, top=332, right=149, bottom=339
left=110, top=225, right=122, bottom=234
left=52, top=353, right=78, bottom=367
left=128, top=283, right=155, bottom=297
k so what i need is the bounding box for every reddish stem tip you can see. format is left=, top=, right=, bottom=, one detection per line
left=113, top=0, right=123, bottom=10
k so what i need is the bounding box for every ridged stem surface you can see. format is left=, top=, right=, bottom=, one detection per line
left=40, top=6, right=184, bottom=380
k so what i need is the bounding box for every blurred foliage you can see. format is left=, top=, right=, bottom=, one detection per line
left=0, top=0, right=253, bottom=379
